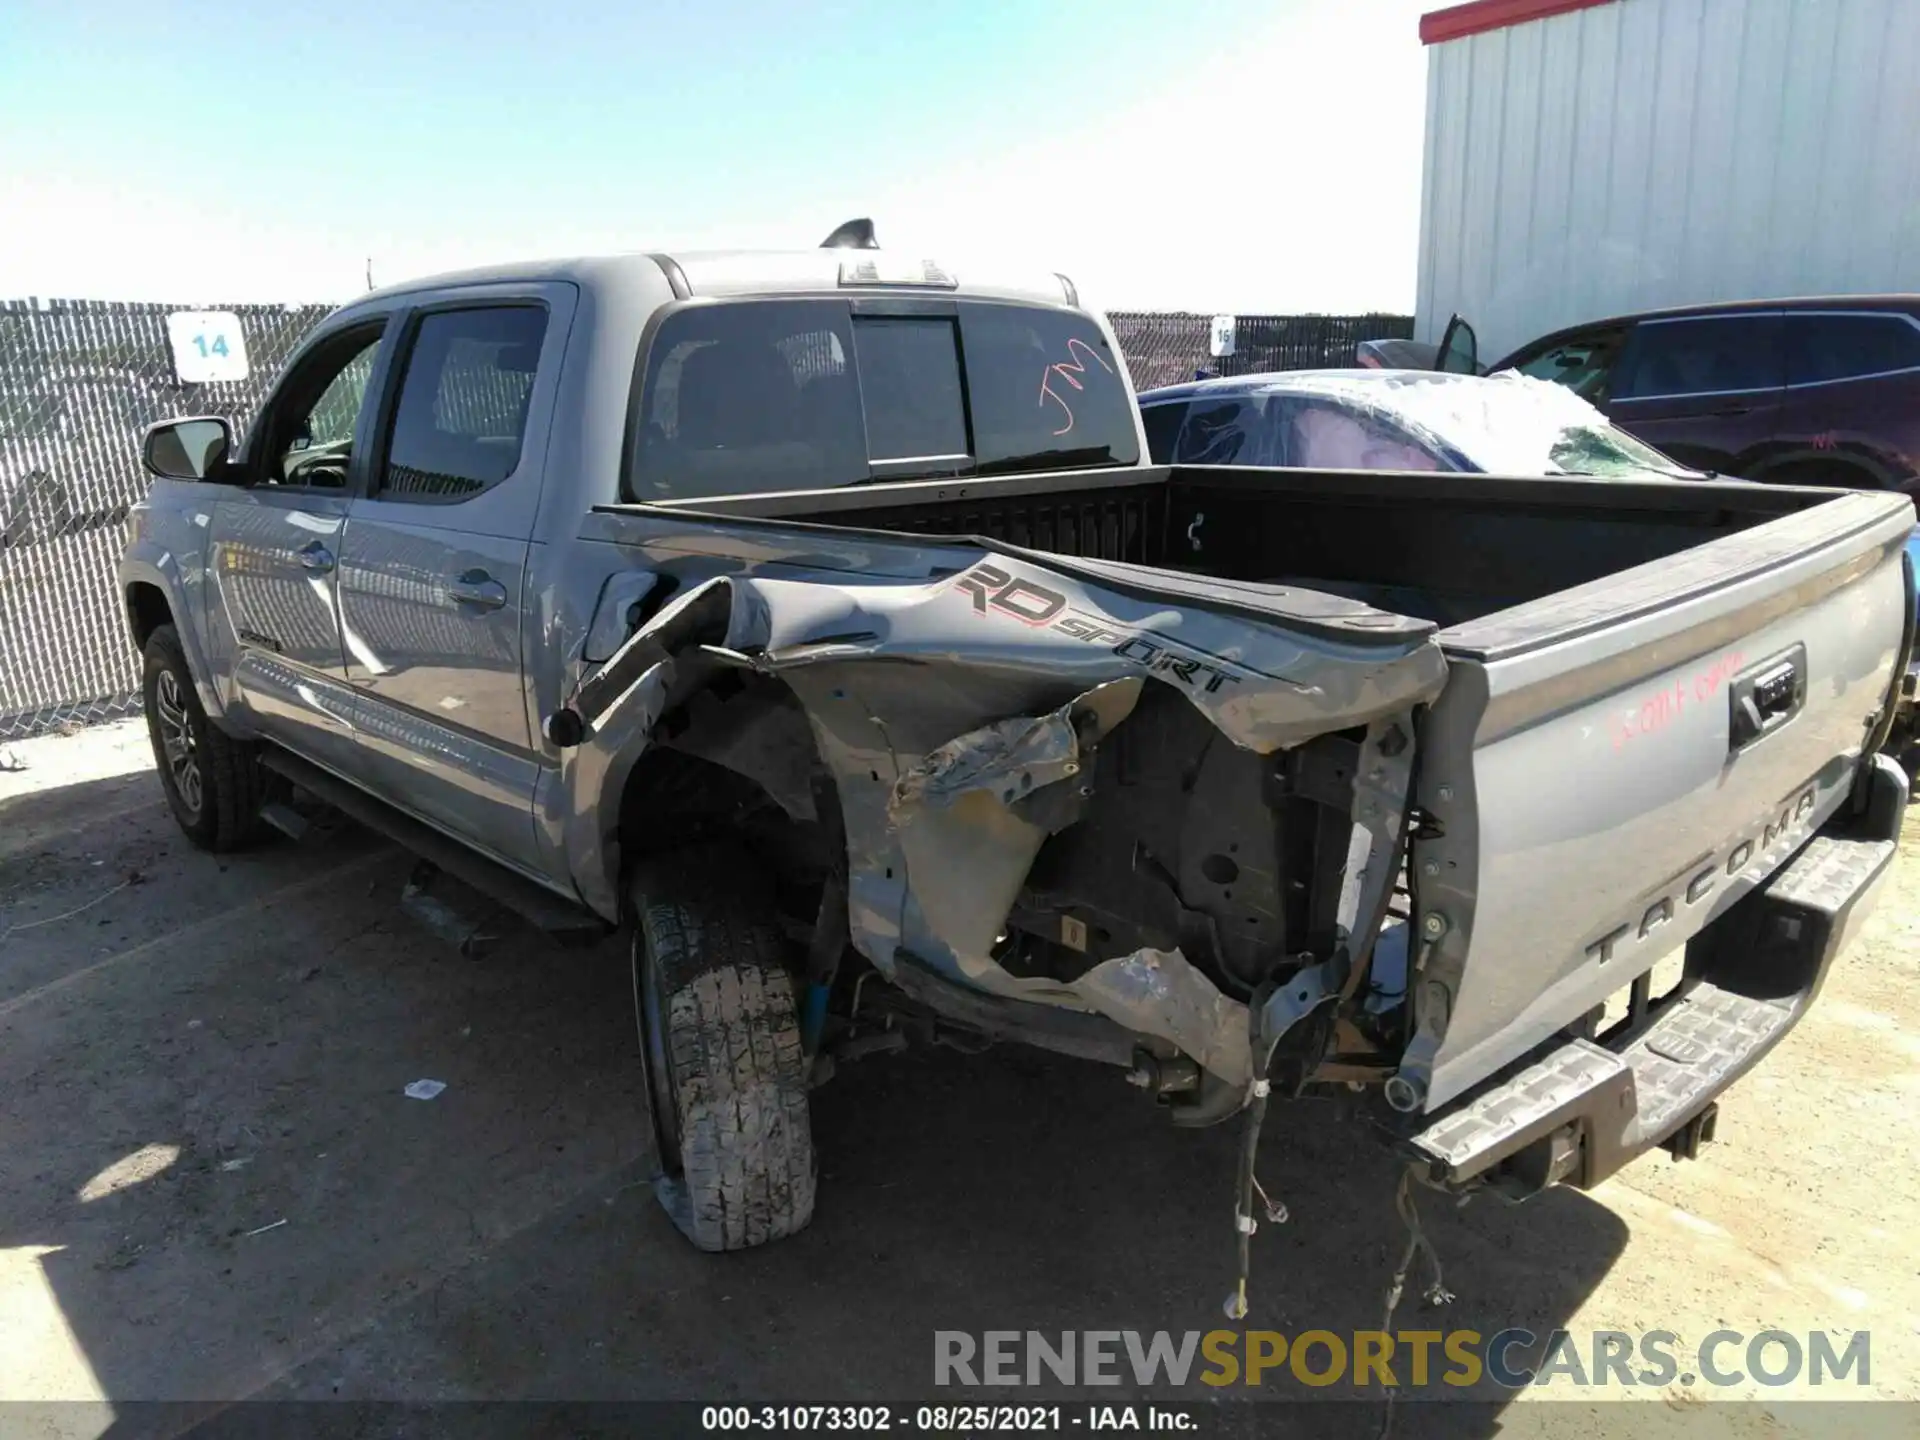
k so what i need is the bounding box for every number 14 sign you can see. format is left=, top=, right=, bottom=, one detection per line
left=165, top=311, right=250, bottom=383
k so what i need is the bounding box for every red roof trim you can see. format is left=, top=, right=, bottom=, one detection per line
left=1420, top=0, right=1616, bottom=45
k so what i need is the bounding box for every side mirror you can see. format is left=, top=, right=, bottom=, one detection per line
left=142, top=416, right=236, bottom=482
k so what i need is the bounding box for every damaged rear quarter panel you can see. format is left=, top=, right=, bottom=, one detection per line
left=558, top=514, right=1448, bottom=1074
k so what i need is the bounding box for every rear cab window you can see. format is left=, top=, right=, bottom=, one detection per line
left=627, top=298, right=1138, bottom=501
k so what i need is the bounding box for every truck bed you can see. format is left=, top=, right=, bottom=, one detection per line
left=590, top=463, right=1912, bottom=1134
left=678, top=461, right=1857, bottom=636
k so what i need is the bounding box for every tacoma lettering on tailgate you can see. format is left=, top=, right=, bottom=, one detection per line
left=1584, top=779, right=1821, bottom=964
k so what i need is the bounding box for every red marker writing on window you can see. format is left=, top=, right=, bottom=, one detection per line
left=1039, top=338, right=1116, bottom=436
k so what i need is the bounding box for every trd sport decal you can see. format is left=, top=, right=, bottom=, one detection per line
left=952, top=563, right=1241, bottom=695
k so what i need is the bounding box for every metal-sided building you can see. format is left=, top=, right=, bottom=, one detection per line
left=1414, top=0, right=1920, bottom=362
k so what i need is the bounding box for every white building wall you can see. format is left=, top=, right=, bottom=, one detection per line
left=1416, top=0, right=1920, bottom=362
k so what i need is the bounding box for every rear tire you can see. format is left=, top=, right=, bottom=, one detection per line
left=142, top=623, right=270, bottom=851
left=630, top=846, right=817, bottom=1252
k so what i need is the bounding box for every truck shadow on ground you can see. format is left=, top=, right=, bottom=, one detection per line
left=0, top=771, right=1629, bottom=1439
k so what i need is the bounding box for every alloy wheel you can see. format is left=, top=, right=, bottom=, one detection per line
left=154, top=670, right=203, bottom=816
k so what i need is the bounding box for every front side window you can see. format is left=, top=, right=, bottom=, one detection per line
left=265, top=327, right=385, bottom=488
left=1510, top=328, right=1626, bottom=401
left=1786, top=313, right=1920, bottom=385
left=1613, top=315, right=1783, bottom=400
left=379, top=306, right=548, bottom=501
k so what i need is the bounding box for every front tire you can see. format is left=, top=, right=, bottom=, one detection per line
left=142, top=624, right=269, bottom=851
left=631, top=847, right=817, bottom=1252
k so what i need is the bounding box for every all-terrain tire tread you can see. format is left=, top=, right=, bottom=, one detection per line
left=633, top=850, right=816, bottom=1252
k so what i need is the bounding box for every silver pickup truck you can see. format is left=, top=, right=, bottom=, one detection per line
left=122, top=246, right=1913, bottom=1279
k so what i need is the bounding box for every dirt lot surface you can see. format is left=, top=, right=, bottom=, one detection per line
left=2, top=720, right=1916, bottom=1438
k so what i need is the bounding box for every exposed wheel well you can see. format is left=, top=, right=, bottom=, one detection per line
left=126, top=582, right=173, bottom=650
left=616, top=672, right=836, bottom=925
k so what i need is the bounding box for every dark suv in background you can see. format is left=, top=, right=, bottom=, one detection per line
left=1414, top=296, right=1920, bottom=772
left=1485, top=296, right=1920, bottom=493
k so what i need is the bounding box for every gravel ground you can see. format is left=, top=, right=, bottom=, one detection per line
left=1, top=720, right=1915, bottom=1438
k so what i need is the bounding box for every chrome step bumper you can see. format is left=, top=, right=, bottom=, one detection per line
left=1407, top=756, right=1905, bottom=1195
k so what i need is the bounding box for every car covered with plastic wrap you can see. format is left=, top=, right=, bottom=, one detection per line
left=1138, top=368, right=1705, bottom=481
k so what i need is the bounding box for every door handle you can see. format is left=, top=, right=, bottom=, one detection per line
left=1728, top=645, right=1805, bottom=752
left=448, top=569, right=508, bottom=611
left=297, top=541, right=335, bottom=574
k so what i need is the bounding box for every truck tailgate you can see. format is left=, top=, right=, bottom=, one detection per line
left=1402, top=489, right=1914, bottom=1111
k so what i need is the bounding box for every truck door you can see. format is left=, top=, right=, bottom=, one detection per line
left=1605, top=313, right=1786, bottom=477
left=207, top=320, right=390, bottom=777
left=1434, top=314, right=1480, bottom=374
left=333, top=287, right=572, bottom=877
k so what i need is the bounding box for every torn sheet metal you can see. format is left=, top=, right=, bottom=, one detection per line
left=891, top=678, right=1140, bottom=815
left=873, top=679, right=1140, bottom=982
left=726, top=556, right=1447, bottom=754
left=558, top=550, right=1445, bottom=1072
left=1068, top=948, right=1253, bottom=1088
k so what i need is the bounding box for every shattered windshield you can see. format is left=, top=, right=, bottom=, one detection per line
left=1541, top=419, right=1696, bottom=478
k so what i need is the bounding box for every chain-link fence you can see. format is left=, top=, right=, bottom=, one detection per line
left=0, top=298, right=1412, bottom=742
left=1108, top=311, right=1415, bottom=392
left=0, top=299, right=332, bottom=739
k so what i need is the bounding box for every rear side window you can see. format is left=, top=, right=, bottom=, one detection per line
left=1174, top=398, right=1259, bottom=464
left=1613, top=315, right=1782, bottom=400
left=1786, top=313, right=1920, bottom=385
left=628, top=298, right=1139, bottom=501
left=1140, top=401, right=1188, bottom=462
left=380, top=306, right=547, bottom=501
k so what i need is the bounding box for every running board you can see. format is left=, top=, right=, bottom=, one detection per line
left=257, top=747, right=610, bottom=946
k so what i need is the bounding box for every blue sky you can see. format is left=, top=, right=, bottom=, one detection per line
left=0, top=0, right=1433, bottom=310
